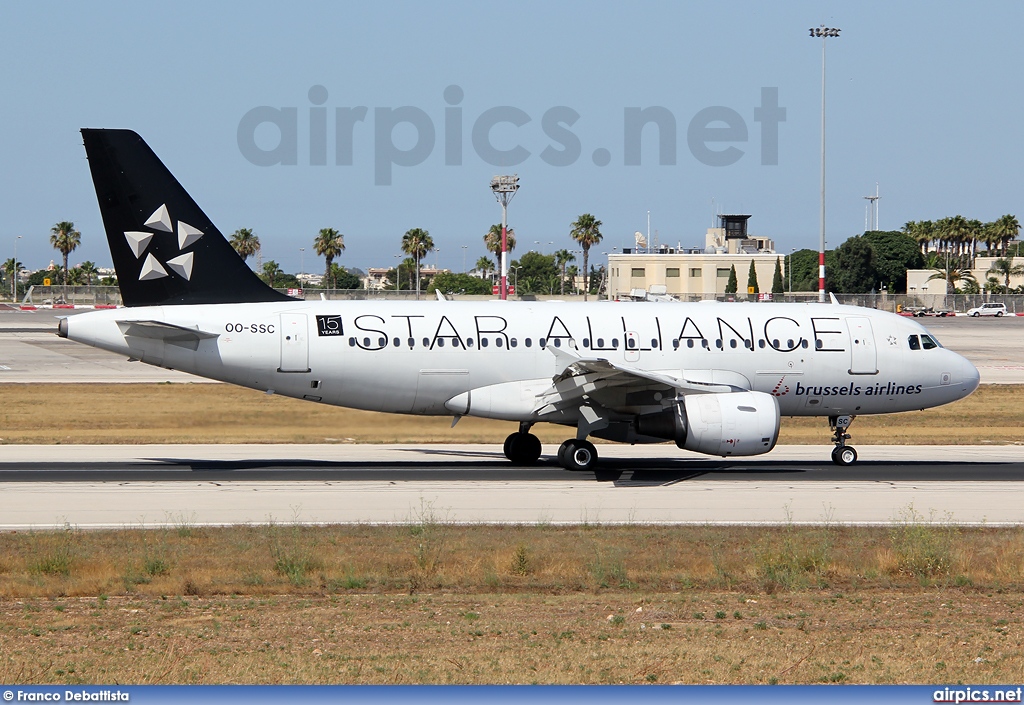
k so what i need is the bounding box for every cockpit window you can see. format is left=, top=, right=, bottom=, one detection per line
left=920, top=334, right=939, bottom=350
left=908, top=335, right=920, bottom=350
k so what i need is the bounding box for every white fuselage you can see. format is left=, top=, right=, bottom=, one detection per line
left=63, top=299, right=979, bottom=423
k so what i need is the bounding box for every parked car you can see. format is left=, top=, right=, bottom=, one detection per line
left=966, top=302, right=1008, bottom=317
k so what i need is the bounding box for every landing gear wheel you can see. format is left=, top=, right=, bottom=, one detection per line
left=828, top=415, right=858, bottom=466
left=559, top=439, right=598, bottom=472
left=831, top=446, right=858, bottom=466
left=503, top=432, right=542, bottom=465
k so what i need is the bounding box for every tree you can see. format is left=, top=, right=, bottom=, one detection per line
left=475, top=256, right=495, bottom=280
left=569, top=213, right=603, bottom=301
left=787, top=249, right=820, bottom=291
left=313, top=228, right=346, bottom=289
left=746, top=259, right=759, bottom=296
left=49, top=221, right=81, bottom=286
left=78, top=261, right=99, bottom=286
left=401, top=228, right=434, bottom=299
left=261, top=260, right=283, bottom=287
left=3, top=258, right=21, bottom=300
left=927, top=263, right=977, bottom=294
left=987, top=257, right=1024, bottom=290
left=430, top=271, right=493, bottom=295
left=993, top=214, right=1020, bottom=256
left=725, top=264, right=738, bottom=294
left=66, top=267, right=85, bottom=285
left=484, top=224, right=516, bottom=261
left=771, top=257, right=784, bottom=295
left=830, top=236, right=877, bottom=293
left=328, top=263, right=361, bottom=289
left=229, top=228, right=260, bottom=263
left=862, top=230, right=924, bottom=293
left=509, top=251, right=559, bottom=294
left=553, top=249, right=576, bottom=295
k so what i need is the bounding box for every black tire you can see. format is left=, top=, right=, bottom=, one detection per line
left=503, top=433, right=517, bottom=461
left=562, top=439, right=598, bottom=472
left=971, top=312, right=979, bottom=317
left=831, top=446, right=857, bottom=466
left=505, top=432, right=542, bottom=465
left=996, top=311, right=1004, bottom=317
left=557, top=440, right=574, bottom=467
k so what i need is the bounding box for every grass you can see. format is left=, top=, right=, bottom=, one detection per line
left=0, top=383, right=1022, bottom=445
left=1, top=522, right=1023, bottom=684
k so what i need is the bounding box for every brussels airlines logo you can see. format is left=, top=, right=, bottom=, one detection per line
left=123, top=204, right=204, bottom=282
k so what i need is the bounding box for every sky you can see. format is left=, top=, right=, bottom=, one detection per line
left=2, top=1, right=1022, bottom=275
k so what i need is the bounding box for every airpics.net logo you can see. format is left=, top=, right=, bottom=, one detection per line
left=236, top=85, right=787, bottom=185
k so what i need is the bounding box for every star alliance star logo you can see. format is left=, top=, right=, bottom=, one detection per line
left=122, top=204, right=204, bottom=282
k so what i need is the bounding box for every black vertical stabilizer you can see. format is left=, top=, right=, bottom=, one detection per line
left=81, top=129, right=291, bottom=307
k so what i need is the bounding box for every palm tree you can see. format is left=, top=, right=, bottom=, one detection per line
left=78, top=261, right=98, bottom=286
left=569, top=213, right=602, bottom=301
left=993, top=214, right=1020, bottom=256
left=4, top=257, right=21, bottom=300
left=313, top=228, right=345, bottom=289
left=261, top=260, right=283, bottom=288
left=554, top=249, right=576, bottom=295
left=483, top=223, right=516, bottom=268
left=401, top=228, right=434, bottom=299
left=987, top=257, right=1024, bottom=290
left=229, top=228, right=260, bottom=263
left=49, top=221, right=81, bottom=287
left=927, top=264, right=977, bottom=294
left=475, top=256, right=495, bottom=280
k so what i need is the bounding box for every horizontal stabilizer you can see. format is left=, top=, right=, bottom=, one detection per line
left=117, top=320, right=219, bottom=350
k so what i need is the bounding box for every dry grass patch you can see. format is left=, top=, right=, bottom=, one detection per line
left=0, top=383, right=1021, bottom=445
left=2, top=521, right=1023, bottom=684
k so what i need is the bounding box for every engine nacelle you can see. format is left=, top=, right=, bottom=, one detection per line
left=635, top=391, right=780, bottom=457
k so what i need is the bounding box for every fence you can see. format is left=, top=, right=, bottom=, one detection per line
left=12, top=285, right=1024, bottom=314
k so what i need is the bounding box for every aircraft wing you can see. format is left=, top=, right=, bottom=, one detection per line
left=116, top=320, right=220, bottom=351
left=533, top=346, right=748, bottom=417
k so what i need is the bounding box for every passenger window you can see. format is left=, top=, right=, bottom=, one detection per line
left=481, top=338, right=489, bottom=348
left=651, top=338, right=658, bottom=348
left=496, top=338, right=504, bottom=348
left=908, top=335, right=920, bottom=350
left=583, top=339, right=590, bottom=348
left=539, top=338, right=546, bottom=348
left=437, top=338, right=445, bottom=348
left=921, top=334, right=938, bottom=350
left=597, top=338, right=605, bottom=347
left=408, top=338, right=415, bottom=348
left=466, top=338, right=474, bottom=347
left=687, top=339, right=695, bottom=349
left=525, top=338, right=532, bottom=347
left=510, top=338, right=518, bottom=348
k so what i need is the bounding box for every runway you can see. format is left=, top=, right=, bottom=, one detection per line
left=1, top=444, right=1021, bottom=529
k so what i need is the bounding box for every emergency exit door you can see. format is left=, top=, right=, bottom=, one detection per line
left=279, top=313, right=310, bottom=373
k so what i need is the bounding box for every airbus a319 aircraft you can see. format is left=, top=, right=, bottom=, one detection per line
left=61, top=129, right=980, bottom=471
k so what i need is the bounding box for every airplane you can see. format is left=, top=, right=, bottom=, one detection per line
left=60, top=129, right=981, bottom=470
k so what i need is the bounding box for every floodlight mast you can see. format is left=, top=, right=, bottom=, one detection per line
left=810, top=24, right=841, bottom=303
left=490, top=174, right=520, bottom=300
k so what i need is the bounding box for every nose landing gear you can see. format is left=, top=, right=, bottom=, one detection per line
left=829, top=415, right=858, bottom=466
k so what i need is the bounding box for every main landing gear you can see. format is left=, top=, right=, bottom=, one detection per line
left=829, top=415, right=858, bottom=466
left=502, top=423, right=601, bottom=472
left=503, top=423, right=542, bottom=465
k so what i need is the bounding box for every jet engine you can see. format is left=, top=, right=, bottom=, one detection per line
left=635, top=391, right=780, bottom=457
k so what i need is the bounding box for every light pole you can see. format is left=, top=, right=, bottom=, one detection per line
left=461, top=245, right=468, bottom=273
left=810, top=24, right=841, bottom=302
left=511, top=265, right=522, bottom=297
left=299, top=248, right=304, bottom=279
left=490, top=174, right=520, bottom=300
left=788, top=247, right=796, bottom=296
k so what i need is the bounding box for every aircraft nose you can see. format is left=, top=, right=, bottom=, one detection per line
left=961, top=355, right=981, bottom=395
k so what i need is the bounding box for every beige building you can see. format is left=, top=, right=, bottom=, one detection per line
left=906, top=256, right=1024, bottom=296
left=607, top=215, right=785, bottom=299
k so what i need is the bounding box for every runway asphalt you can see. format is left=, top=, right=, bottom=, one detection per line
left=1, top=444, right=1021, bottom=528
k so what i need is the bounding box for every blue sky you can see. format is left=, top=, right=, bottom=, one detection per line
left=2, top=1, right=1022, bottom=274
